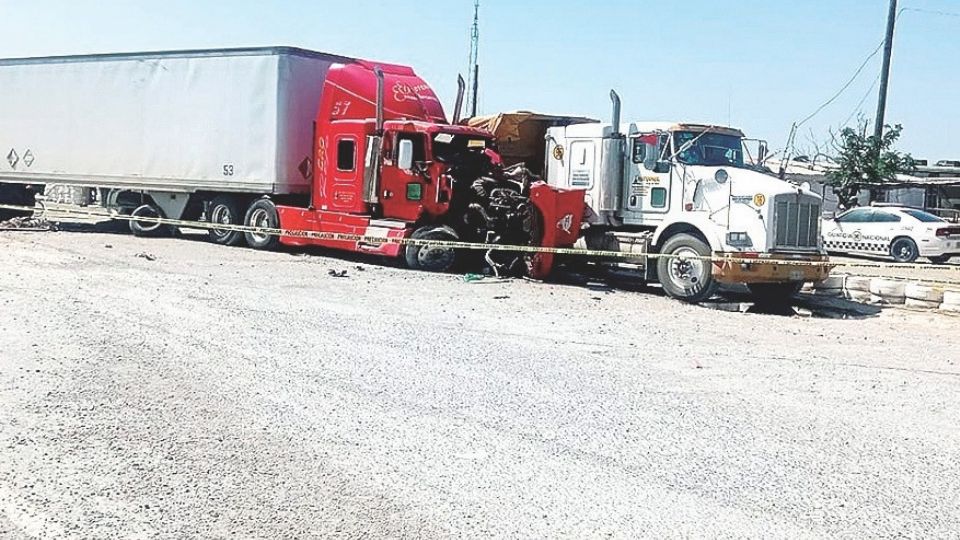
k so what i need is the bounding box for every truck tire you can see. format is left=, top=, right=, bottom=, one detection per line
left=656, top=233, right=717, bottom=303
left=207, top=195, right=244, bottom=246
left=129, top=204, right=169, bottom=237
left=243, top=198, right=280, bottom=250
left=929, top=255, right=953, bottom=265
left=747, top=282, right=804, bottom=303
left=890, top=237, right=918, bottom=263
left=404, top=225, right=459, bottom=272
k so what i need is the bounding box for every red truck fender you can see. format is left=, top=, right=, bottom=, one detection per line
left=526, top=182, right=586, bottom=279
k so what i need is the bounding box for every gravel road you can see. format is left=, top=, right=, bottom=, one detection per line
left=2, top=227, right=959, bottom=538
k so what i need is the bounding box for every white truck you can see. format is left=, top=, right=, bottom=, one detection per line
left=472, top=92, right=831, bottom=302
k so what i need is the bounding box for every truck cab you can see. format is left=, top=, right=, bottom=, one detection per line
left=540, top=93, right=829, bottom=302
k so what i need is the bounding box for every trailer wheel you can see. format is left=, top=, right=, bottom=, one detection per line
left=207, top=195, right=244, bottom=246
left=243, top=198, right=280, bottom=250
left=129, top=204, right=169, bottom=237
left=747, top=282, right=804, bottom=304
left=404, top=226, right=459, bottom=272
left=656, top=233, right=717, bottom=303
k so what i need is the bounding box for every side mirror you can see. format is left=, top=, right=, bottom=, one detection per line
left=397, top=139, right=414, bottom=171
left=758, top=141, right=768, bottom=163
left=653, top=160, right=671, bottom=174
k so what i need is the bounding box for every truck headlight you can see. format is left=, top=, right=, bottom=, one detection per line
left=715, top=169, right=729, bottom=184
left=726, top=231, right=751, bottom=246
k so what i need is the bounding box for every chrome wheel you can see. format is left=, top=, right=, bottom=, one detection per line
left=667, top=246, right=706, bottom=287
left=248, top=208, right=271, bottom=244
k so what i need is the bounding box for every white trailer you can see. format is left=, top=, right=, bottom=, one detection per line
left=0, top=47, right=347, bottom=230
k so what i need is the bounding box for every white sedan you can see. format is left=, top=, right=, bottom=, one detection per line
left=821, top=206, right=960, bottom=264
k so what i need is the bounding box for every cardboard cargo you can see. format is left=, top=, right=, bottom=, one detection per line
left=465, top=112, right=595, bottom=175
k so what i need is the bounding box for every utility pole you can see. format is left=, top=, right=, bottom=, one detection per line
left=874, top=0, right=898, bottom=139
left=467, top=0, right=480, bottom=118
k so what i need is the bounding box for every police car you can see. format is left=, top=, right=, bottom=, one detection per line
left=821, top=206, right=960, bottom=264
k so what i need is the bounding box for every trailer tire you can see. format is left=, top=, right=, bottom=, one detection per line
left=747, top=282, right=804, bottom=303
left=129, top=204, right=169, bottom=237
left=404, top=226, right=459, bottom=272
left=243, top=198, right=280, bottom=250
left=656, top=233, right=717, bottom=303
left=207, top=195, right=244, bottom=246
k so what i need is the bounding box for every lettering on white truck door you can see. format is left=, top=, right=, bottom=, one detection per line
left=626, top=134, right=670, bottom=214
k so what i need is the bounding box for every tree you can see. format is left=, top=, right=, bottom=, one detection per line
left=825, top=120, right=915, bottom=210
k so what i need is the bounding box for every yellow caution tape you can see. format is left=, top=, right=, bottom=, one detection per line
left=2, top=202, right=959, bottom=274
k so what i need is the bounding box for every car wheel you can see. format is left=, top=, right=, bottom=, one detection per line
left=890, top=237, right=919, bottom=263
left=929, top=255, right=952, bottom=265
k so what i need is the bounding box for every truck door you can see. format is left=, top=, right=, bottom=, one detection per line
left=327, top=135, right=363, bottom=213
left=623, top=133, right=670, bottom=215
left=378, top=131, right=427, bottom=222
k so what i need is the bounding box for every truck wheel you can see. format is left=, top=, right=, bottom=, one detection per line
left=404, top=226, right=459, bottom=272
left=243, top=198, right=280, bottom=250
left=890, top=237, right=919, bottom=263
left=129, top=204, right=169, bottom=237
left=207, top=195, right=244, bottom=246
left=929, top=255, right=952, bottom=265
left=747, top=282, right=804, bottom=304
left=656, top=233, right=717, bottom=303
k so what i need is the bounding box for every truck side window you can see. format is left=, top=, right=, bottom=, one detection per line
left=337, top=139, right=356, bottom=171
left=396, top=133, right=426, bottom=162
left=650, top=187, right=667, bottom=208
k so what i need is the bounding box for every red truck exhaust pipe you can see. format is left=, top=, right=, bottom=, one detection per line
left=374, top=66, right=385, bottom=135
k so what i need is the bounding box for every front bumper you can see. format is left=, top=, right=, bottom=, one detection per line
left=712, top=252, right=833, bottom=284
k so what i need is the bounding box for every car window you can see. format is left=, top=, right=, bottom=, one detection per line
left=871, top=211, right=901, bottom=223
left=837, top=208, right=872, bottom=223
left=902, top=209, right=945, bottom=223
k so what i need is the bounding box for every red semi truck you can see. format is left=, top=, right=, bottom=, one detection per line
left=0, top=47, right=583, bottom=277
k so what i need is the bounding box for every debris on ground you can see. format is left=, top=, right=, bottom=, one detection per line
left=0, top=216, right=58, bottom=231
left=328, top=269, right=348, bottom=278
left=136, top=252, right=157, bottom=261
left=463, top=273, right=486, bottom=283
left=493, top=295, right=510, bottom=300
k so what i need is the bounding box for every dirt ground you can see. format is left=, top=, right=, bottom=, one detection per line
left=1, top=225, right=959, bottom=538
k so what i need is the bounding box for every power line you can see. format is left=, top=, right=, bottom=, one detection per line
left=842, top=73, right=881, bottom=128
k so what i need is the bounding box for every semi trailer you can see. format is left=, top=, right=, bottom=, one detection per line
left=0, top=47, right=584, bottom=277
left=471, top=93, right=831, bottom=302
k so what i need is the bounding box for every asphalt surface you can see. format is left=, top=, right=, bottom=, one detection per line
left=1, top=227, right=959, bottom=538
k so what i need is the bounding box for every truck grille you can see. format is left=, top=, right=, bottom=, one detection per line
left=773, top=196, right=820, bottom=249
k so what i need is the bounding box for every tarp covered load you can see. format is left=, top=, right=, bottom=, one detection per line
left=466, top=112, right=596, bottom=175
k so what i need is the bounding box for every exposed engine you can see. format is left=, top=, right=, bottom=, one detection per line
left=441, top=150, right=543, bottom=275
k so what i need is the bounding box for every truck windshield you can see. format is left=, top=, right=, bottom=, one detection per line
left=674, top=131, right=745, bottom=168
left=432, top=133, right=490, bottom=163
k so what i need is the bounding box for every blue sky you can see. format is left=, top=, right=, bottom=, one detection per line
left=1, top=0, right=957, bottom=159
